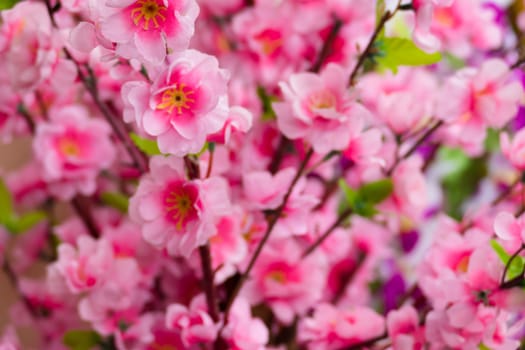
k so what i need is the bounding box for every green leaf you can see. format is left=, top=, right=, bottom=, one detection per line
left=0, top=180, right=13, bottom=224
left=339, top=179, right=358, bottom=205
left=63, top=330, right=101, bottom=350
left=0, top=0, right=18, bottom=10
left=129, top=133, right=161, bottom=156
left=100, top=192, right=129, bottom=213
left=484, top=128, right=500, bottom=152
left=490, top=240, right=525, bottom=280
left=375, top=37, right=442, bottom=74
left=479, top=343, right=491, bottom=350
left=338, top=179, right=380, bottom=218
left=444, top=53, right=466, bottom=69
left=440, top=147, right=487, bottom=220
left=6, top=211, right=47, bottom=235
left=358, top=179, right=393, bottom=204
left=257, top=86, right=277, bottom=121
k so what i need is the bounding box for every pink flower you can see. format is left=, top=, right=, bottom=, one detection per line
left=500, top=129, right=525, bottom=170
left=209, top=208, right=248, bottom=283
left=359, top=68, right=437, bottom=135
left=437, top=59, right=523, bottom=129
left=78, top=258, right=148, bottom=335
left=222, top=298, right=269, bottom=350
left=165, top=295, right=219, bottom=347
left=412, top=0, right=454, bottom=52
left=129, top=156, right=231, bottom=257
left=415, top=0, right=502, bottom=57
left=51, top=236, right=114, bottom=293
left=494, top=211, right=525, bottom=246
left=387, top=305, right=424, bottom=350
left=100, top=0, right=199, bottom=64
left=242, top=167, right=296, bottom=210
left=299, top=303, right=386, bottom=349
left=243, top=239, right=326, bottom=324
left=273, top=63, right=372, bottom=154
left=33, top=105, right=116, bottom=199
left=122, top=50, right=230, bottom=156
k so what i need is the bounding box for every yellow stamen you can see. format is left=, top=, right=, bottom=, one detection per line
left=130, top=0, right=168, bottom=30
left=156, top=84, right=195, bottom=115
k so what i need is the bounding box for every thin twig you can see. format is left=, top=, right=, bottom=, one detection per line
left=348, top=1, right=401, bottom=86
left=223, top=149, right=314, bottom=319
left=499, top=244, right=525, bottom=287
left=386, top=120, right=444, bottom=176
left=302, top=207, right=353, bottom=258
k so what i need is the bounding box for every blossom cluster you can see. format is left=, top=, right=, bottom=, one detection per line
left=0, top=0, right=525, bottom=349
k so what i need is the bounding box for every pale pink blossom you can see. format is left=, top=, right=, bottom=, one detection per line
left=242, top=167, right=295, bottom=210
left=494, top=211, right=525, bottom=246
left=273, top=63, right=372, bottom=154
left=437, top=59, right=523, bottom=129
left=387, top=305, right=424, bottom=350
left=33, top=105, right=116, bottom=199
left=165, top=295, right=219, bottom=347
left=51, top=236, right=114, bottom=293
left=299, top=303, right=386, bottom=349
left=500, top=129, right=525, bottom=170
left=122, top=50, right=230, bottom=156
left=222, top=298, right=269, bottom=350
left=100, top=0, right=199, bottom=64
left=129, top=156, right=231, bottom=257
left=243, top=239, right=326, bottom=324
left=359, top=68, right=437, bottom=135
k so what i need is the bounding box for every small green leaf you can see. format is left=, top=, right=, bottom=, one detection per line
left=490, top=240, right=525, bottom=280
left=484, top=128, right=499, bottom=152
left=63, top=330, right=101, bottom=350
left=479, top=343, right=491, bottom=350
left=444, top=53, right=466, bottom=69
left=129, top=133, right=161, bottom=156
left=358, top=179, right=393, bottom=204
left=338, top=179, right=380, bottom=218
left=0, top=180, right=13, bottom=224
left=491, top=240, right=510, bottom=263
left=0, top=0, right=19, bottom=10
left=258, top=86, right=277, bottom=121
left=339, top=179, right=358, bottom=204
left=6, top=211, right=47, bottom=235
left=376, top=37, right=442, bottom=73
left=100, top=192, right=129, bottom=213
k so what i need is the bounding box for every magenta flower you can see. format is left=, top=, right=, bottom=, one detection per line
left=100, top=0, right=199, bottom=64
left=129, top=156, right=231, bottom=256
left=122, top=50, right=230, bottom=156
left=273, top=63, right=372, bottom=154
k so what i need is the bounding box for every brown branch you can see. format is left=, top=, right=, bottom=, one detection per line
left=71, top=196, right=99, bottom=238
left=310, top=17, right=343, bottom=73
left=199, top=244, right=220, bottom=322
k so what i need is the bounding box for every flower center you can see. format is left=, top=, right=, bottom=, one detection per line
left=309, top=90, right=337, bottom=110
left=267, top=270, right=287, bottom=284
left=151, top=344, right=177, bottom=350
left=58, top=138, right=80, bottom=157
left=164, top=182, right=199, bottom=231
left=254, top=29, right=283, bottom=56
left=156, top=84, right=195, bottom=115
left=130, top=0, right=168, bottom=30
